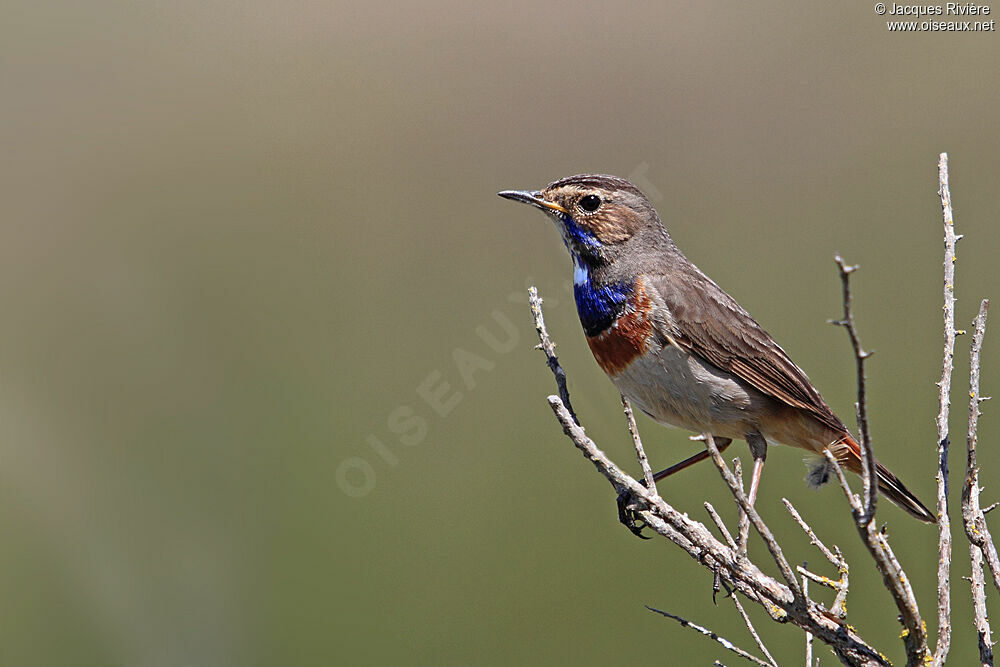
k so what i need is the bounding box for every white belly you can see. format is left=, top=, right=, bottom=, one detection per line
left=610, top=343, right=777, bottom=440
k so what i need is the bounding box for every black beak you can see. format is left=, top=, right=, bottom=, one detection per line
left=497, top=190, right=569, bottom=213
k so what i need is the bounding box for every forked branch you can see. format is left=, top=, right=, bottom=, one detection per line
left=830, top=256, right=876, bottom=523
left=828, top=258, right=929, bottom=663
left=529, top=289, right=889, bottom=666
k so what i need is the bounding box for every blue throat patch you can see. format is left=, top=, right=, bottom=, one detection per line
left=573, top=259, right=633, bottom=337
left=554, top=211, right=632, bottom=336
left=558, top=212, right=601, bottom=252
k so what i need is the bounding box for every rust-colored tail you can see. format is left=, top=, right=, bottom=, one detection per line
left=836, top=436, right=936, bottom=524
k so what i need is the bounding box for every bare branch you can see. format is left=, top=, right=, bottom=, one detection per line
left=783, top=498, right=844, bottom=568
left=831, top=256, right=876, bottom=523
left=962, top=300, right=995, bottom=666
left=730, top=594, right=778, bottom=667
left=828, top=247, right=936, bottom=664
left=622, top=395, right=657, bottom=494
left=824, top=451, right=930, bottom=663
left=783, top=498, right=850, bottom=619
left=645, top=606, right=772, bottom=667
left=830, top=546, right=849, bottom=620
left=970, top=544, right=994, bottom=666
left=706, top=501, right=739, bottom=552
left=932, top=152, right=959, bottom=665
left=825, top=449, right=863, bottom=516
left=701, top=433, right=803, bottom=599
left=796, top=565, right=835, bottom=588
left=528, top=286, right=578, bottom=424
left=804, top=570, right=814, bottom=667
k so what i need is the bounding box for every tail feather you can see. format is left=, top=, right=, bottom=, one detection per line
left=835, top=436, right=937, bottom=524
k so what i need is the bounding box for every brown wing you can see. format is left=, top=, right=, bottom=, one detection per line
left=645, top=267, right=848, bottom=435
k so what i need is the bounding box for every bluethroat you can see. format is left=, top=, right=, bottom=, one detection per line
left=499, top=174, right=935, bottom=528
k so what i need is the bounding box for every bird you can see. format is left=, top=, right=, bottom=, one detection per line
left=498, top=174, right=935, bottom=527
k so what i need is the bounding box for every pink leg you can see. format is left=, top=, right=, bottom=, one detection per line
left=748, top=456, right=765, bottom=507
left=651, top=437, right=733, bottom=483
left=745, top=432, right=768, bottom=508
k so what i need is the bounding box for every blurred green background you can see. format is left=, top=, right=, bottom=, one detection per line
left=1, top=1, right=998, bottom=664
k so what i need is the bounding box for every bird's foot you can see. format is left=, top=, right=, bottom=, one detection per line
left=712, top=569, right=734, bottom=604
left=616, top=484, right=653, bottom=539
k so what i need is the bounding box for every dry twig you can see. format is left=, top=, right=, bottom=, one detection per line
left=830, top=256, right=876, bottom=523
left=783, top=499, right=849, bottom=618
left=729, top=594, right=778, bottom=667
left=706, top=501, right=739, bottom=552
left=933, top=151, right=959, bottom=665
left=528, top=286, right=578, bottom=424
left=701, top=434, right=802, bottom=599
left=645, top=606, right=771, bottom=667
left=827, top=257, right=930, bottom=664
left=823, top=449, right=928, bottom=665
left=962, top=300, right=994, bottom=666
left=803, top=569, right=814, bottom=667
left=622, top=395, right=657, bottom=494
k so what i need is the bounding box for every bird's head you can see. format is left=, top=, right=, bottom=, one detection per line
left=498, top=174, right=663, bottom=268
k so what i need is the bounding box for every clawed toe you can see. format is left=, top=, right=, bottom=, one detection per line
left=712, top=569, right=733, bottom=604
left=616, top=487, right=652, bottom=539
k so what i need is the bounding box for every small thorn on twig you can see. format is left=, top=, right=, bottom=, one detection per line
left=982, top=502, right=999, bottom=515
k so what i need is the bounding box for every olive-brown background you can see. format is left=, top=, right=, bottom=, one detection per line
left=2, top=1, right=998, bottom=664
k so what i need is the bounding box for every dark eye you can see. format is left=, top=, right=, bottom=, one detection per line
left=579, top=194, right=601, bottom=212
